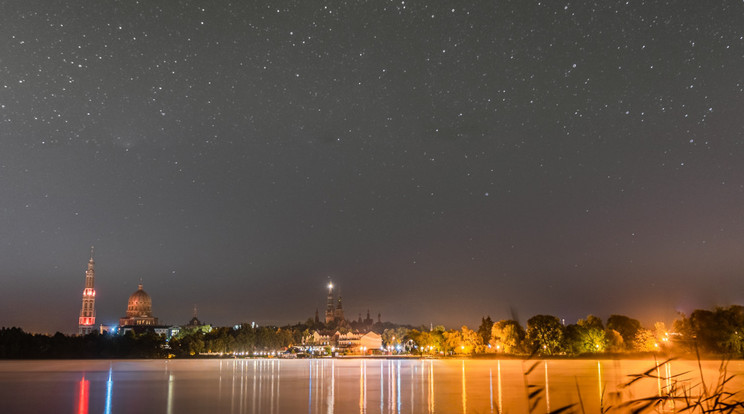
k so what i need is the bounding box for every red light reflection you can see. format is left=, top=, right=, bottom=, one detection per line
left=77, top=375, right=89, bottom=414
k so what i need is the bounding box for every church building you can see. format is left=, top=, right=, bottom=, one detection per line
left=324, top=281, right=345, bottom=324
left=119, top=283, right=159, bottom=327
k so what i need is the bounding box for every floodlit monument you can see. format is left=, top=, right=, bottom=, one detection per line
left=77, top=247, right=97, bottom=335
left=119, top=283, right=159, bottom=327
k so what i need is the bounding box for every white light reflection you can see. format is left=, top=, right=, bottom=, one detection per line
left=276, top=360, right=281, bottom=414
left=380, top=360, right=384, bottom=413
left=166, top=373, right=174, bottom=414
left=489, top=367, right=493, bottom=414
left=308, top=360, right=313, bottom=414
left=104, top=365, right=113, bottom=414
left=252, top=359, right=257, bottom=414
left=390, top=360, right=395, bottom=413
left=271, top=360, right=276, bottom=414
left=328, top=359, right=335, bottom=414
left=359, top=360, right=366, bottom=414
left=397, top=360, right=401, bottom=414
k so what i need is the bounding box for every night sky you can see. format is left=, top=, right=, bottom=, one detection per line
left=2, top=1, right=744, bottom=334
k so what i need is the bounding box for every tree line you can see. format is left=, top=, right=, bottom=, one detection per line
left=2, top=305, right=744, bottom=358
left=401, top=306, right=744, bottom=357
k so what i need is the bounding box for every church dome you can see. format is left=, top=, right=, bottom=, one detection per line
left=126, top=284, right=153, bottom=318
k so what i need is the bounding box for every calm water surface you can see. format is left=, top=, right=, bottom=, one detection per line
left=1, top=358, right=742, bottom=413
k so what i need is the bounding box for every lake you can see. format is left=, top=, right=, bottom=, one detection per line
left=1, top=358, right=742, bottom=413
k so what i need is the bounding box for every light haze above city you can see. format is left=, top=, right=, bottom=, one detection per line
left=1, top=1, right=743, bottom=333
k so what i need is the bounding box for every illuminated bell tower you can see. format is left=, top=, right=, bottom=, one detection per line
left=324, top=281, right=335, bottom=324
left=78, top=247, right=96, bottom=335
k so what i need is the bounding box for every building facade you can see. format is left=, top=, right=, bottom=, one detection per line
left=119, top=283, right=159, bottom=327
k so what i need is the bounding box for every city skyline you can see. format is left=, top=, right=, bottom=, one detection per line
left=2, top=2, right=743, bottom=333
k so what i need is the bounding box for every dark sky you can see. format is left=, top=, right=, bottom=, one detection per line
left=2, top=1, right=743, bottom=334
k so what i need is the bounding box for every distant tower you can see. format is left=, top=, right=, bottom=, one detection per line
left=187, top=304, right=202, bottom=327
left=334, top=296, right=344, bottom=321
left=314, top=308, right=320, bottom=324
left=78, top=247, right=96, bottom=335
left=325, top=281, right=335, bottom=324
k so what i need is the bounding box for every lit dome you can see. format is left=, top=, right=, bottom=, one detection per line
left=126, top=284, right=153, bottom=318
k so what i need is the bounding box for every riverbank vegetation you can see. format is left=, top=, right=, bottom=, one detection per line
left=2, top=305, right=744, bottom=359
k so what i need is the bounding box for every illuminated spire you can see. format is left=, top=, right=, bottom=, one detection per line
left=78, top=248, right=97, bottom=335
left=87, top=246, right=95, bottom=271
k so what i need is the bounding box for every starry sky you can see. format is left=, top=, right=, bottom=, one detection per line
left=2, top=1, right=744, bottom=334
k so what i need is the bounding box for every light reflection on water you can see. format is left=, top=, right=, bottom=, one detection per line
left=1, top=358, right=743, bottom=413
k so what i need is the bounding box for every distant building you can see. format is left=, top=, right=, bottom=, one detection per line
left=337, top=331, right=382, bottom=353
left=185, top=306, right=202, bottom=328
left=325, top=282, right=337, bottom=323
left=319, top=281, right=383, bottom=331
left=303, top=330, right=382, bottom=354
left=180, top=306, right=211, bottom=334
left=119, top=283, right=159, bottom=327
left=334, top=296, right=344, bottom=321
left=324, top=281, right=346, bottom=324
left=78, top=247, right=97, bottom=335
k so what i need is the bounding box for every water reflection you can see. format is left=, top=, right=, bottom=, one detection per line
left=77, top=375, right=89, bottom=414
left=328, top=359, right=335, bottom=414
left=4, top=358, right=740, bottom=413
left=597, top=360, right=602, bottom=405
left=461, top=360, right=467, bottom=413
left=104, top=366, right=112, bottom=414
left=489, top=367, right=493, bottom=413
left=166, top=373, right=174, bottom=414
left=544, top=360, right=550, bottom=413
left=308, top=359, right=313, bottom=414
left=497, top=360, right=502, bottom=414
left=430, top=360, right=435, bottom=413
left=359, top=360, right=366, bottom=413
left=397, top=360, right=401, bottom=414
